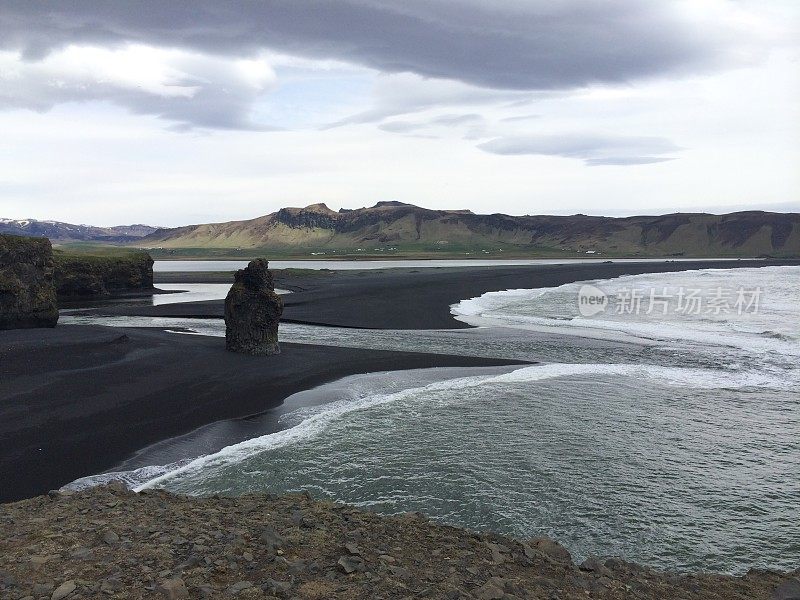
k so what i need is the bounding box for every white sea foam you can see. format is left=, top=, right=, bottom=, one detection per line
left=67, top=462, right=192, bottom=492
left=451, top=266, right=800, bottom=360
left=452, top=288, right=545, bottom=317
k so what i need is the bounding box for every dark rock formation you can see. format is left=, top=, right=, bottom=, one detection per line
left=225, top=259, right=283, bottom=355
left=0, top=234, right=59, bottom=329
left=54, top=251, right=154, bottom=298
left=275, top=203, right=339, bottom=230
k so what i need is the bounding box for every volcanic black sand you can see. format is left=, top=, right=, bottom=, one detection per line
left=125, top=259, right=799, bottom=328
left=0, top=325, right=525, bottom=503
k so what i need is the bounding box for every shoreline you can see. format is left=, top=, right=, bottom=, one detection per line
left=146, top=252, right=798, bottom=261
left=72, top=364, right=524, bottom=492
left=89, top=258, right=800, bottom=329
left=0, top=325, right=527, bottom=503
left=5, top=259, right=799, bottom=503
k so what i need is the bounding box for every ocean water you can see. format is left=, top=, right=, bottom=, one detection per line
left=66, top=266, right=800, bottom=574
left=153, top=283, right=237, bottom=305
left=57, top=284, right=289, bottom=312
left=153, top=257, right=739, bottom=272
left=152, top=284, right=290, bottom=305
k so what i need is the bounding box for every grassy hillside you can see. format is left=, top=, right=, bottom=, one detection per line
left=134, top=202, right=800, bottom=259
left=53, top=248, right=154, bottom=297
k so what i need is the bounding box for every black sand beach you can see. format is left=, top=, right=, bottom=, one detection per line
left=0, top=325, right=526, bottom=502
left=126, top=259, right=798, bottom=328
left=3, top=258, right=799, bottom=503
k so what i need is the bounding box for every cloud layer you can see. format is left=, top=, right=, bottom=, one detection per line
left=0, top=1, right=768, bottom=130
left=0, top=0, right=796, bottom=226
left=478, top=134, right=680, bottom=166
left=1, top=1, right=750, bottom=90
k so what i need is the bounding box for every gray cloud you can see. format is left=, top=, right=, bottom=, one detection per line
left=501, top=114, right=541, bottom=123
left=1, top=1, right=744, bottom=91
left=431, top=113, right=484, bottom=127
left=378, top=121, right=424, bottom=134
left=477, top=134, right=681, bottom=166
left=378, top=113, right=486, bottom=134
left=585, top=157, right=674, bottom=166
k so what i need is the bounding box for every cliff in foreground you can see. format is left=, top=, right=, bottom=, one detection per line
left=1, top=485, right=796, bottom=599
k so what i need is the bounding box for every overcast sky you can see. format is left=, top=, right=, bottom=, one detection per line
left=0, top=0, right=798, bottom=226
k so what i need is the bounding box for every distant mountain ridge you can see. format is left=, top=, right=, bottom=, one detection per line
left=0, top=219, right=159, bottom=243
left=4, top=205, right=797, bottom=257
left=135, top=202, right=799, bottom=257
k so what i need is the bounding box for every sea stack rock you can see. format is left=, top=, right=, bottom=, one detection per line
left=224, top=259, right=283, bottom=355
left=0, top=234, right=59, bottom=330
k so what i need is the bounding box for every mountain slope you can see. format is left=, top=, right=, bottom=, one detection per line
left=136, top=202, right=800, bottom=257
left=0, top=219, right=159, bottom=243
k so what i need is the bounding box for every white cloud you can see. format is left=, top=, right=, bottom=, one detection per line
left=477, top=134, right=681, bottom=166
left=0, top=44, right=278, bottom=129
left=323, top=72, right=531, bottom=127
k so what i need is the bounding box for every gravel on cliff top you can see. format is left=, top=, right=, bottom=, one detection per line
left=0, top=484, right=797, bottom=600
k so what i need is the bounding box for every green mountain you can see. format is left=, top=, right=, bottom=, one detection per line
left=136, top=202, right=798, bottom=258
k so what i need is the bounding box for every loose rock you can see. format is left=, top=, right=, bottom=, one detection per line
left=580, top=556, right=612, bottom=577
left=0, top=487, right=795, bottom=600
left=773, top=578, right=800, bottom=600
left=338, top=555, right=365, bottom=574
left=100, top=529, right=120, bottom=545
left=529, top=536, right=573, bottom=564
left=51, top=580, right=76, bottom=600
left=226, top=580, right=253, bottom=595
left=344, top=541, right=362, bottom=556
left=157, top=577, right=189, bottom=599
left=474, top=577, right=506, bottom=600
